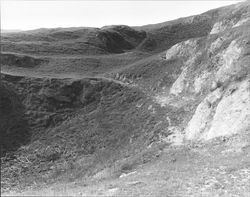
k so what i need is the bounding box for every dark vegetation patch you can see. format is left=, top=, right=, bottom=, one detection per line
left=1, top=53, right=47, bottom=68
left=97, top=25, right=146, bottom=53
left=0, top=83, right=30, bottom=157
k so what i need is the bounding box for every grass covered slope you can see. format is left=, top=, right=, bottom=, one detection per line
left=1, top=73, right=169, bottom=192
left=1, top=1, right=250, bottom=196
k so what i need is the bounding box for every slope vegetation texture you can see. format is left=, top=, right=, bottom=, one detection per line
left=1, top=1, right=250, bottom=196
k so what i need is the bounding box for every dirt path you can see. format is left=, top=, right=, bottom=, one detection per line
left=1, top=70, right=129, bottom=86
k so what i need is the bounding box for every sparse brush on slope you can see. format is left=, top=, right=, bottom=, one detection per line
left=1, top=73, right=169, bottom=192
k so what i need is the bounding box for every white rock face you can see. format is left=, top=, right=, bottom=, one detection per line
left=185, top=79, right=250, bottom=141
left=169, top=38, right=242, bottom=96
left=216, top=40, right=242, bottom=83
left=160, top=18, right=249, bottom=143
left=210, top=21, right=226, bottom=34
left=233, top=17, right=250, bottom=27
left=161, top=126, right=184, bottom=146
left=170, top=51, right=204, bottom=95
left=165, top=44, right=182, bottom=60
left=170, top=67, right=188, bottom=95
left=166, top=39, right=201, bottom=96
left=201, top=79, right=250, bottom=140
left=165, top=39, right=197, bottom=60
left=194, top=71, right=211, bottom=93
left=211, top=13, right=250, bottom=34
left=185, top=100, right=212, bottom=140
left=185, top=88, right=224, bottom=140
left=209, top=37, right=225, bottom=54
left=210, top=20, right=234, bottom=34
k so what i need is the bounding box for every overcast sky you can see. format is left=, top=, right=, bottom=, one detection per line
left=1, top=1, right=242, bottom=30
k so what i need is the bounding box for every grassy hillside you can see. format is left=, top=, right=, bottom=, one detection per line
left=1, top=26, right=146, bottom=55
left=1, top=73, right=172, bottom=192
left=1, top=1, right=250, bottom=196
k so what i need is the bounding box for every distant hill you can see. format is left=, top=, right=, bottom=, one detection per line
left=1, top=29, right=23, bottom=33
left=1, top=25, right=146, bottom=55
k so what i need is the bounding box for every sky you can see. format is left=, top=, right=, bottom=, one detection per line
left=1, top=0, right=242, bottom=30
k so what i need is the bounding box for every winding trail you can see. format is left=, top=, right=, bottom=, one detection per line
left=1, top=70, right=130, bottom=87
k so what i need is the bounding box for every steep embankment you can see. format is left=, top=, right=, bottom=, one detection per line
left=153, top=1, right=250, bottom=142
left=0, top=83, right=29, bottom=157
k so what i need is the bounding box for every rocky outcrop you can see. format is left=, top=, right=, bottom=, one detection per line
left=210, top=2, right=250, bottom=34
left=201, top=79, right=250, bottom=140
left=185, top=87, right=223, bottom=140
left=154, top=1, right=250, bottom=143
left=185, top=79, right=250, bottom=141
